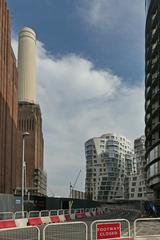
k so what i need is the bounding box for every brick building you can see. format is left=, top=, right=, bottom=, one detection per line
left=16, top=103, right=47, bottom=196
left=0, top=0, right=18, bottom=193
left=15, top=27, right=47, bottom=196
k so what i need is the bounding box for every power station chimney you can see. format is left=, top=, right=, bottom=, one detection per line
left=18, top=27, right=36, bottom=103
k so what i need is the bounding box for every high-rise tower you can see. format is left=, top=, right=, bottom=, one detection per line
left=15, top=27, right=47, bottom=196
left=0, top=0, right=18, bottom=194
left=145, top=0, right=160, bottom=198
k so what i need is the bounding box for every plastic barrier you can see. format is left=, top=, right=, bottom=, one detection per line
left=28, top=211, right=40, bottom=218
left=15, top=211, right=28, bottom=219
left=69, top=209, right=75, bottom=220
left=28, top=217, right=42, bottom=226
left=50, top=210, right=58, bottom=216
left=50, top=215, right=60, bottom=223
left=91, top=208, right=96, bottom=216
left=40, top=210, right=49, bottom=217
left=59, top=215, right=66, bottom=222
left=15, top=218, right=28, bottom=227
left=75, top=212, right=85, bottom=219
left=85, top=212, right=91, bottom=218
left=41, top=216, right=51, bottom=224
left=64, top=214, right=71, bottom=221
left=0, top=220, right=16, bottom=229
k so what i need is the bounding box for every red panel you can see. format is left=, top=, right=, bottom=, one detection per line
left=0, top=220, right=16, bottom=229
left=64, top=214, right=71, bottom=221
left=96, top=223, right=121, bottom=239
left=75, top=213, right=85, bottom=219
left=50, top=215, right=60, bottom=223
left=27, top=217, right=42, bottom=226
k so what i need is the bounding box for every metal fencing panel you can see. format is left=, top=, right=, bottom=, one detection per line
left=0, top=226, right=40, bottom=240
left=43, top=221, right=88, bottom=240
left=91, top=219, right=131, bottom=240
left=134, top=217, right=160, bottom=240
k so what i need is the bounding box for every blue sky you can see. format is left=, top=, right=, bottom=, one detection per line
left=8, top=0, right=146, bottom=196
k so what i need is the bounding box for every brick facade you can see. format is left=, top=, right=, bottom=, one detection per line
left=16, top=103, right=47, bottom=196
left=0, top=0, right=18, bottom=193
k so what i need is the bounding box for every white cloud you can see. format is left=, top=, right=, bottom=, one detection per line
left=12, top=37, right=145, bottom=197
left=79, top=0, right=145, bottom=32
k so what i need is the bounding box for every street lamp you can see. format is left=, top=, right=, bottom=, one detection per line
left=22, top=132, right=30, bottom=214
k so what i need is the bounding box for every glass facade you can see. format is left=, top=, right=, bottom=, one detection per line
left=145, top=0, right=160, bottom=195
left=85, top=134, right=134, bottom=201
left=146, top=0, right=152, bottom=14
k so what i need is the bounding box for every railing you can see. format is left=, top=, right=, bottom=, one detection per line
left=0, top=226, right=40, bottom=240
left=43, top=221, right=88, bottom=240
left=134, top=217, right=160, bottom=239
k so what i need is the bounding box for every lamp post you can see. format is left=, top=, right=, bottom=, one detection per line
left=22, top=132, right=29, bottom=213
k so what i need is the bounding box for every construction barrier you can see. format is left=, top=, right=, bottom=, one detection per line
left=0, top=219, right=16, bottom=229
left=40, top=210, right=51, bottom=224
left=14, top=211, right=28, bottom=219
left=28, top=211, right=40, bottom=218
left=28, top=217, right=42, bottom=226
left=91, top=219, right=131, bottom=240
left=50, top=215, right=60, bottom=223
left=43, top=221, right=88, bottom=240
left=69, top=209, right=75, bottom=220
left=15, top=218, right=28, bottom=228
left=0, top=226, right=40, bottom=240
left=0, top=212, right=14, bottom=220
left=134, top=217, right=160, bottom=239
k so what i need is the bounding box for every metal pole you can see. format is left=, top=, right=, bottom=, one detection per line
left=22, top=136, right=25, bottom=213
left=24, top=161, right=27, bottom=194
left=21, top=132, right=29, bottom=215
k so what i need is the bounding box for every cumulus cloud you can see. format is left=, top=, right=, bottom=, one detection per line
left=12, top=37, right=144, bottom=197
left=79, top=0, right=145, bottom=32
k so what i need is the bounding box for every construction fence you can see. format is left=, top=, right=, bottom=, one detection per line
left=1, top=218, right=160, bottom=239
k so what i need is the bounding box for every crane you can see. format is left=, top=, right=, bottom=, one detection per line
left=69, top=169, right=82, bottom=198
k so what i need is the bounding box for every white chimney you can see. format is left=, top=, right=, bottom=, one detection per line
left=18, top=27, right=36, bottom=103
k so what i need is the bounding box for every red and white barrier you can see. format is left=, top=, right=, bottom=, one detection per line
left=15, top=218, right=28, bottom=227
left=28, top=217, right=42, bottom=226
left=0, top=220, right=16, bottom=229
left=50, top=215, right=60, bottom=223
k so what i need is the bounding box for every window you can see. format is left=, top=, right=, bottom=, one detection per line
left=138, top=193, right=142, bottom=198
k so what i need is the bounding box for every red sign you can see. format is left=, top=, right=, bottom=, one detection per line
left=96, top=223, right=121, bottom=239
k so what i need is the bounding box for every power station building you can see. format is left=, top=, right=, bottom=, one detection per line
left=15, top=28, right=47, bottom=196
left=0, top=0, right=18, bottom=193
left=145, top=0, right=160, bottom=198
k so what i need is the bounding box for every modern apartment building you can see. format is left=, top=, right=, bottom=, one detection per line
left=15, top=27, right=47, bottom=196
left=129, top=136, right=147, bottom=200
left=145, top=0, right=160, bottom=198
left=85, top=133, right=134, bottom=201
left=0, top=0, right=18, bottom=193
